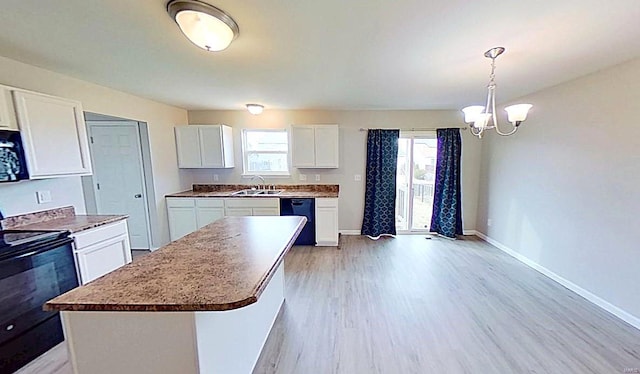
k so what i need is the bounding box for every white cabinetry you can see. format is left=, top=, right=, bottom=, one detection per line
left=167, top=197, right=226, bottom=241
left=224, top=198, right=280, bottom=217
left=195, top=199, right=225, bottom=228
left=167, top=198, right=197, bottom=241
left=13, top=90, right=92, bottom=178
left=167, top=197, right=280, bottom=241
left=72, top=220, right=132, bottom=285
left=315, top=198, right=339, bottom=246
left=0, top=85, right=17, bottom=129
left=175, top=125, right=234, bottom=168
left=291, top=124, right=339, bottom=168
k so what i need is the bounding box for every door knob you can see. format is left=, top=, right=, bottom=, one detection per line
left=134, top=194, right=142, bottom=198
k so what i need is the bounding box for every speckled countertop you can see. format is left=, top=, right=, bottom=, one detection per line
left=166, top=184, right=339, bottom=199
left=45, top=216, right=306, bottom=312
left=0, top=206, right=127, bottom=233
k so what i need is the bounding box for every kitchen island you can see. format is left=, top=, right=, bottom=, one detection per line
left=45, top=216, right=306, bottom=374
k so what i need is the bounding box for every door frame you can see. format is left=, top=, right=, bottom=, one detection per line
left=396, top=131, right=436, bottom=234
left=83, top=116, right=153, bottom=250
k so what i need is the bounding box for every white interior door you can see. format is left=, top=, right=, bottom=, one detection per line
left=88, top=122, right=150, bottom=249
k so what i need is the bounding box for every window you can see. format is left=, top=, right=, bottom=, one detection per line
left=242, top=129, right=289, bottom=175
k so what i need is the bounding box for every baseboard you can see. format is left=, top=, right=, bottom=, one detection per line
left=475, top=231, right=640, bottom=331
left=339, top=230, right=361, bottom=235
left=340, top=229, right=478, bottom=236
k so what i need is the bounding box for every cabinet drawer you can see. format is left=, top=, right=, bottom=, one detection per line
left=224, top=198, right=279, bottom=209
left=167, top=198, right=195, bottom=208
left=76, top=234, right=129, bottom=284
left=73, top=220, right=128, bottom=249
left=195, top=198, right=224, bottom=208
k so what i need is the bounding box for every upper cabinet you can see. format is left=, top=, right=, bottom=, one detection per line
left=175, top=124, right=234, bottom=168
left=13, top=90, right=92, bottom=178
left=291, top=124, right=339, bottom=168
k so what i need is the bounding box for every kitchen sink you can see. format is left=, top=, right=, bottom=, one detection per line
left=231, top=189, right=262, bottom=196
left=230, top=189, right=284, bottom=196
left=258, top=190, right=284, bottom=195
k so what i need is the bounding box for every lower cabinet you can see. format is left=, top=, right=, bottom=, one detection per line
left=315, top=198, right=339, bottom=246
left=72, top=220, right=132, bottom=285
left=167, top=198, right=226, bottom=241
left=195, top=199, right=225, bottom=229
left=224, top=198, right=280, bottom=217
left=166, top=197, right=338, bottom=246
left=167, top=198, right=280, bottom=241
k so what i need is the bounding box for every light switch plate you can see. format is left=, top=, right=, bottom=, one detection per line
left=36, top=190, right=52, bottom=204
left=213, top=174, right=219, bottom=182
left=315, top=174, right=321, bottom=181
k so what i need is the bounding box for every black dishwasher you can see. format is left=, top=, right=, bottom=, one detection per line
left=280, top=198, right=315, bottom=245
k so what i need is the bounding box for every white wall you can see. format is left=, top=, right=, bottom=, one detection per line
left=476, top=58, right=640, bottom=322
left=187, top=110, right=481, bottom=232
left=0, top=56, right=189, bottom=246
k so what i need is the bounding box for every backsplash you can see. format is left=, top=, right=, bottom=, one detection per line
left=192, top=184, right=339, bottom=193
left=1, top=205, right=75, bottom=229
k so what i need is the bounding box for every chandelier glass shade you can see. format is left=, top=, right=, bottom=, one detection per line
left=462, top=47, right=532, bottom=138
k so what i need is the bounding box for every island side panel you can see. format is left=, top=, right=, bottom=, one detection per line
left=61, top=311, right=199, bottom=374
left=195, top=262, right=285, bottom=374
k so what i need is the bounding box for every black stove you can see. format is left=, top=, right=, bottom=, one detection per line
left=0, top=229, right=78, bottom=373
left=0, top=230, right=70, bottom=261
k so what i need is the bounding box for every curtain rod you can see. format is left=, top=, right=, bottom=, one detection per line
left=358, top=127, right=467, bottom=132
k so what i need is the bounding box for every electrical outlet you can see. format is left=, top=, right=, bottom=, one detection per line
left=354, top=174, right=362, bottom=181
left=487, top=218, right=493, bottom=227
left=36, top=190, right=52, bottom=204
left=213, top=174, right=219, bottom=182
left=315, top=174, right=321, bottom=182
left=299, top=174, right=307, bottom=181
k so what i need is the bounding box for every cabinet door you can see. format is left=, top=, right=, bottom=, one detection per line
left=168, top=206, right=197, bottom=241
left=0, top=86, right=17, bottom=129
left=75, top=234, right=130, bottom=284
left=225, top=207, right=253, bottom=216
left=199, top=126, right=224, bottom=168
left=175, top=126, right=202, bottom=168
left=196, top=207, right=225, bottom=228
left=291, top=125, right=316, bottom=167
left=253, top=207, right=280, bottom=216
left=13, top=91, right=92, bottom=177
left=314, top=126, right=339, bottom=168
left=315, top=199, right=339, bottom=246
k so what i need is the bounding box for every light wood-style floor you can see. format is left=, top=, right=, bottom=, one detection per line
left=254, top=235, right=640, bottom=373
left=17, top=235, right=640, bottom=373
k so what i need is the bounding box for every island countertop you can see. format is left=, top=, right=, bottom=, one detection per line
left=45, top=216, right=306, bottom=312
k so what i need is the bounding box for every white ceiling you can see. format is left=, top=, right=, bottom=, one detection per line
left=0, top=0, right=639, bottom=111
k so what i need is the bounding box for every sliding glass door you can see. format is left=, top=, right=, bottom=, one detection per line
left=395, top=133, right=437, bottom=232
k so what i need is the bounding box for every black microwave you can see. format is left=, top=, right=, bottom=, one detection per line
left=0, top=129, right=29, bottom=182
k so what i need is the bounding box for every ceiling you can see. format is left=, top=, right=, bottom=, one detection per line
left=0, top=0, right=639, bottom=111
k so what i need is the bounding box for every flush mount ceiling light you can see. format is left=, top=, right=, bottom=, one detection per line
left=246, top=104, right=264, bottom=115
left=462, top=47, right=532, bottom=138
left=167, top=0, right=239, bottom=52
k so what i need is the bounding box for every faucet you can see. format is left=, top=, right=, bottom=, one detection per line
left=250, top=175, right=266, bottom=190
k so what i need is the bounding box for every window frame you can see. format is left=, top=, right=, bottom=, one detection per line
left=241, top=128, right=291, bottom=177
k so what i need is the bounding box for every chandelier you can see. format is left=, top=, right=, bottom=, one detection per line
left=462, top=47, right=532, bottom=138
